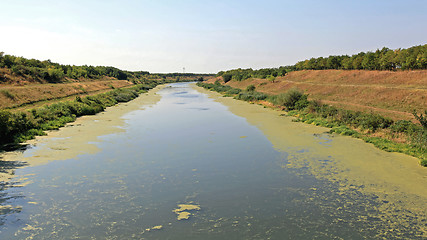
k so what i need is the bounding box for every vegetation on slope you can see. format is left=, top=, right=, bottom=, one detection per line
left=197, top=81, right=427, bottom=166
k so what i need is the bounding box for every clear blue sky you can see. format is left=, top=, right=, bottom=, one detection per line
left=1, top=0, right=426, bottom=73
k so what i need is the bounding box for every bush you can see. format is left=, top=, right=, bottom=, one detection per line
left=390, top=120, right=416, bottom=133
left=246, top=85, right=256, bottom=92
left=267, top=75, right=276, bottom=83
left=410, top=128, right=427, bottom=150
left=294, top=95, right=309, bottom=110
left=235, top=91, right=267, bottom=101
left=356, top=113, right=393, bottom=131
left=223, top=74, right=232, bottom=83
left=226, top=88, right=242, bottom=95
left=413, top=110, right=427, bottom=129
left=272, top=88, right=308, bottom=110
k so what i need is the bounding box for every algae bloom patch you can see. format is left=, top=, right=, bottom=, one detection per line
left=173, top=204, right=200, bottom=220
left=145, top=225, right=163, bottom=232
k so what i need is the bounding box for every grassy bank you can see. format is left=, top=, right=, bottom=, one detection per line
left=197, top=81, right=427, bottom=167
left=0, top=82, right=160, bottom=150
left=210, top=69, right=427, bottom=121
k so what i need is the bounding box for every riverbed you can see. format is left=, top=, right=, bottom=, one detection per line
left=0, top=82, right=425, bottom=239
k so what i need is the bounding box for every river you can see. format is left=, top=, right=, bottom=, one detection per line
left=0, top=82, right=425, bottom=239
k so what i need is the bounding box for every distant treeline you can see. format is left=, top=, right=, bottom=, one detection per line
left=292, top=44, right=426, bottom=71
left=155, top=73, right=213, bottom=77
left=217, top=67, right=288, bottom=83
left=217, top=44, right=427, bottom=81
left=0, top=52, right=151, bottom=83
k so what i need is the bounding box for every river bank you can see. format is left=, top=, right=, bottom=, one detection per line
left=0, top=84, right=165, bottom=187
left=197, top=81, right=427, bottom=167
left=194, top=84, right=427, bottom=237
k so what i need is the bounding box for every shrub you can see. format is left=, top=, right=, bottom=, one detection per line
left=235, top=91, right=267, bottom=101
left=294, top=95, right=309, bottom=110
left=223, top=74, right=232, bottom=83
left=226, top=88, right=242, bottom=95
left=246, top=85, right=256, bottom=92
left=272, top=88, right=308, bottom=110
left=410, top=127, right=427, bottom=150
left=413, top=110, right=427, bottom=129
left=267, top=75, right=276, bottom=83
left=390, top=120, right=416, bottom=133
left=356, top=113, right=393, bottom=131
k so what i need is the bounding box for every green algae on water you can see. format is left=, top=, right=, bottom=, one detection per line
left=173, top=204, right=201, bottom=220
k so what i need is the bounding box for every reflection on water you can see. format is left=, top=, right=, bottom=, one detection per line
left=0, top=83, right=425, bottom=239
left=0, top=156, right=28, bottom=227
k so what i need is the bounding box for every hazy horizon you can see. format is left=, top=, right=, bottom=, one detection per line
left=1, top=0, right=426, bottom=73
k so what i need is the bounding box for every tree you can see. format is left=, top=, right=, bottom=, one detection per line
left=267, top=75, right=276, bottom=83
left=2, top=54, right=14, bottom=68
left=379, top=50, right=396, bottom=70
left=326, top=56, right=341, bottom=69
left=362, top=52, right=377, bottom=70
left=341, top=56, right=353, bottom=70
left=223, top=74, right=232, bottom=83
left=0, top=52, right=4, bottom=66
left=278, top=66, right=287, bottom=76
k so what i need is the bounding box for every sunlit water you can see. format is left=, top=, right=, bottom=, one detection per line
left=0, top=83, right=424, bottom=239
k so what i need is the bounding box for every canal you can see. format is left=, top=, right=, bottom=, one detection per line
left=0, top=82, right=425, bottom=239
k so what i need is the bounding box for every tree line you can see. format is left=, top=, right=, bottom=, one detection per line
left=292, top=44, right=426, bottom=71
left=0, top=52, right=150, bottom=83
left=217, top=44, right=427, bottom=81
left=217, top=67, right=288, bottom=83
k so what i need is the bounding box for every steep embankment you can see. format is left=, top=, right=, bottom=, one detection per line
left=0, top=79, right=134, bottom=110
left=208, top=70, right=427, bottom=121
left=0, top=66, right=137, bottom=110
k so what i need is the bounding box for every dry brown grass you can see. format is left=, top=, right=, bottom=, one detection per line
left=208, top=70, right=427, bottom=121
left=0, top=80, right=133, bottom=109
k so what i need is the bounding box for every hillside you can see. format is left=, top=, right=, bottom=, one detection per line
left=208, top=69, right=427, bottom=121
